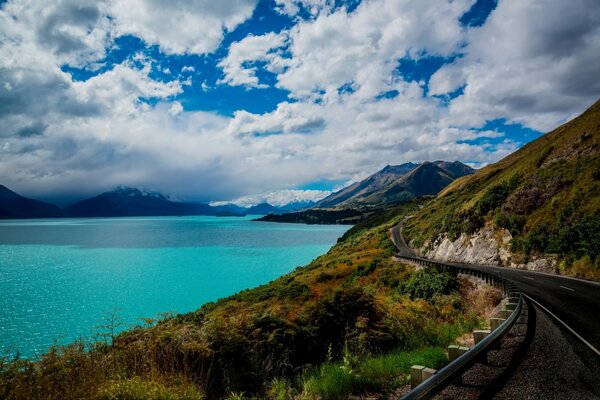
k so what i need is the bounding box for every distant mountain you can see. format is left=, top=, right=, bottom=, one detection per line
left=245, top=202, right=283, bottom=215
left=278, top=200, right=316, bottom=212
left=313, top=161, right=474, bottom=209
left=0, top=185, right=62, bottom=218
left=63, top=187, right=215, bottom=217
left=313, top=163, right=418, bottom=209
left=211, top=203, right=247, bottom=216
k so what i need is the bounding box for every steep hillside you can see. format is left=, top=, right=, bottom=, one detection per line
left=314, top=161, right=474, bottom=209
left=404, top=99, right=600, bottom=280
left=0, top=185, right=61, bottom=218
left=64, top=187, right=215, bottom=217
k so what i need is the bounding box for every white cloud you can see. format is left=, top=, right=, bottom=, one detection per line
left=109, top=0, right=257, bottom=54
left=431, top=0, right=600, bottom=131
left=274, top=0, right=335, bottom=17
left=168, top=101, right=184, bottom=116
left=218, top=32, right=287, bottom=88
left=274, top=0, right=473, bottom=99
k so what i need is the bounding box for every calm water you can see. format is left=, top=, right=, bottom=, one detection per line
left=0, top=216, right=349, bottom=358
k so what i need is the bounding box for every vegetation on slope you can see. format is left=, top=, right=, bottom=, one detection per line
left=0, top=201, right=500, bottom=399
left=404, top=99, right=600, bottom=280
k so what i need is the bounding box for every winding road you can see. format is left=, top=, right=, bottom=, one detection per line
left=390, top=221, right=600, bottom=398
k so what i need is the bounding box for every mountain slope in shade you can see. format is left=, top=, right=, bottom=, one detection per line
left=312, top=163, right=419, bottom=208
left=0, top=185, right=62, bottom=218
left=404, top=98, right=600, bottom=280
left=314, top=161, right=474, bottom=209
left=63, top=187, right=215, bottom=217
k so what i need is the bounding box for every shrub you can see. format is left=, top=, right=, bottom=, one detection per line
left=495, top=211, right=526, bottom=236
left=477, top=183, right=511, bottom=216
left=401, top=269, right=457, bottom=301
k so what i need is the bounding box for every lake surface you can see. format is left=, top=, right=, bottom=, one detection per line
left=0, top=216, right=349, bottom=358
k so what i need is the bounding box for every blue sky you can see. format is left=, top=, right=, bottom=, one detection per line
left=0, top=0, right=598, bottom=205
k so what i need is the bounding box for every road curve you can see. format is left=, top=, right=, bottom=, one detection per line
left=390, top=217, right=416, bottom=257
left=390, top=221, right=600, bottom=356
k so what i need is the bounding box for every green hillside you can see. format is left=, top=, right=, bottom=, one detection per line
left=404, top=99, right=600, bottom=280
left=0, top=202, right=499, bottom=399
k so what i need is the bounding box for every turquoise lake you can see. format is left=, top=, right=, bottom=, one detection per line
left=0, top=216, right=349, bottom=358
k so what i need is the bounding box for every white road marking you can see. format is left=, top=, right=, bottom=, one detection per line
left=560, top=285, right=575, bottom=291
left=524, top=294, right=600, bottom=357
left=523, top=276, right=535, bottom=280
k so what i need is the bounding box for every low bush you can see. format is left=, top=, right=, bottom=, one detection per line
left=400, top=269, right=457, bottom=301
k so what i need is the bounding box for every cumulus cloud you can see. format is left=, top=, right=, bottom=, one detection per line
left=274, top=0, right=472, bottom=99
left=218, top=32, right=287, bottom=88
left=110, top=0, right=257, bottom=54
left=274, top=0, right=335, bottom=17
left=431, top=0, right=600, bottom=131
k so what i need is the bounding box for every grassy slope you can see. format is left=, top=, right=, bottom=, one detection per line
left=0, top=201, right=494, bottom=400
left=404, top=98, right=600, bottom=279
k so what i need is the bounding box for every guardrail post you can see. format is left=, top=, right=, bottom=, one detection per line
left=473, top=330, right=491, bottom=344
left=422, top=368, right=437, bottom=381
left=490, top=317, right=505, bottom=331
left=448, top=345, right=459, bottom=361
left=458, top=346, right=470, bottom=356
left=411, top=365, right=426, bottom=388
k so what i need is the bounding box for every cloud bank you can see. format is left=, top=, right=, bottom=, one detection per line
left=0, top=0, right=598, bottom=203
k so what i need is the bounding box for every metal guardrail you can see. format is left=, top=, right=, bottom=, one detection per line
left=397, top=255, right=523, bottom=400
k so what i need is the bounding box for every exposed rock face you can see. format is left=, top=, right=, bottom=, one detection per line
left=416, top=225, right=556, bottom=273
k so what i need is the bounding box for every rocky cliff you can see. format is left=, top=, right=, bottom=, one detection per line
left=414, top=224, right=557, bottom=273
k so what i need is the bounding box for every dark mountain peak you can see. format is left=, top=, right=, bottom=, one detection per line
left=313, top=159, right=474, bottom=209
left=379, top=162, right=418, bottom=175
left=246, top=202, right=283, bottom=215
left=64, top=188, right=213, bottom=217
left=433, top=160, right=476, bottom=179
left=0, top=184, right=20, bottom=199
left=0, top=185, right=61, bottom=219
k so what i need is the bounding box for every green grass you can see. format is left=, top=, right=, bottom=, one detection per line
left=302, top=347, right=447, bottom=399
left=96, top=377, right=204, bottom=400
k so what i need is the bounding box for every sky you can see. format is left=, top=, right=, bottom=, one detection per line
left=0, top=0, right=599, bottom=206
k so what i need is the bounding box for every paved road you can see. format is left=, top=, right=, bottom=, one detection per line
left=390, top=216, right=416, bottom=257
left=457, top=263, right=600, bottom=355
left=390, top=221, right=600, bottom=356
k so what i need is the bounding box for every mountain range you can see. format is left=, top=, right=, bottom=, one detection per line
left=313, top=160, right=475, bottom=209
left=0, top=186, right=311, bottom=219
left=0, top=160, right=474, bottom=219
